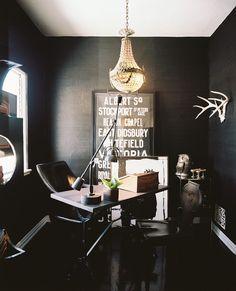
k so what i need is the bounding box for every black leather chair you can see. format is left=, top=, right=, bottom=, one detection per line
left=36, top=160, right=89, bottom=223
left=118, top=156, right=166, bottom=227
left=136, top=180, right=203, bottom=242
left=36, top=161, right=111, bottom=266
left=36, top=160, right=76, bottom=193
left=134, top=181, right=203, bottom=291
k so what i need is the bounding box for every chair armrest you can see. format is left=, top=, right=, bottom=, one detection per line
left=4, top=238, right=25, bottom=259
left=1, top=230, right=25, bottom=260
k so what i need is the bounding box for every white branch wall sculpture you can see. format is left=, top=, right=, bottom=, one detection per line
left=193, top=91, right=229, bottom=123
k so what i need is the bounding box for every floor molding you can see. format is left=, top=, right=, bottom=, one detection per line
left=16, top=215, right=51, bottom=249
left=212, top=222, right=236, bottom=255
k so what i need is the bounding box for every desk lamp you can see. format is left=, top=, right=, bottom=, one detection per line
left=72, top=95, right=122, bottom=204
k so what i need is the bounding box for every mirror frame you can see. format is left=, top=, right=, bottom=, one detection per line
left=0, top=134, right=17, bottom=185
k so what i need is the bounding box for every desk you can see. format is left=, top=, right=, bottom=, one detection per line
left=51, top=184, right=168, bottom=260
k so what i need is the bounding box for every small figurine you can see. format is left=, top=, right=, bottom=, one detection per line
left=190, top=168, right=206, bottom=180
left=176, top=154, right=192, bottom=179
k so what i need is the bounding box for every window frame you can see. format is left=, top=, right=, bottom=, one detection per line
left=2, top=67, right=29, bottom=174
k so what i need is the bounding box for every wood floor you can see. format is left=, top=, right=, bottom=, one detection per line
left=1, top=220, right=235, bottom=291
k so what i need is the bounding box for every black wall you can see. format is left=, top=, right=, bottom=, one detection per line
left=0, top=1, right=8, bottom=59
left=207, top=233, right=236, bottom=290
left=7, top=0, right=50, bottom=166
left=209, top=8, right=236, bottom=243
left=47, top=37, right=209, bottom=207
left=0, top=1, right=50, bottom=240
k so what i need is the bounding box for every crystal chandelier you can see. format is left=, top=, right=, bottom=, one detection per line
left=109, top=0, right=145, bottom=93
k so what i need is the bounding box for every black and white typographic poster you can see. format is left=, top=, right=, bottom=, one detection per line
left=94, top=92, right=155, bottom=180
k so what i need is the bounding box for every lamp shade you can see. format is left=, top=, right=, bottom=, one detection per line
left=109, top=37, right=145, bottom=93
left=104, top=146, right=120, bottom=163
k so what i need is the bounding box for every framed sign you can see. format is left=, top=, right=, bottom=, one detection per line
left=93, top=91, right=155, bottom=180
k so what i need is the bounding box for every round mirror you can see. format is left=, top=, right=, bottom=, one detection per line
left=0, top=135, right=16, bottom=185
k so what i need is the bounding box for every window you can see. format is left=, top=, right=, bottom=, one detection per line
left=2, top=68, right=29, bottom=173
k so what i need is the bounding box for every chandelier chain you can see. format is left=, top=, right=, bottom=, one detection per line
left=125, top=0, right=129, bottom=31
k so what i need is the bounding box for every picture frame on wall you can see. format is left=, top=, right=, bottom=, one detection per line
left=93, top=91, right=156, bottom=180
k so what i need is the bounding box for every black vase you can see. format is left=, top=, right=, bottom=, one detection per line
left=103, top=188, right=119, bottom=202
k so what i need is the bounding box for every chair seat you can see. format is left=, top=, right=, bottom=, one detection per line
left=137, top=181, right=203, bottom=245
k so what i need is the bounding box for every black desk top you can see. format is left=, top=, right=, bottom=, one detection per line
left=51, top=184, right=168, bottom=214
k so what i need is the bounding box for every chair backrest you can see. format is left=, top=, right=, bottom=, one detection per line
left=118, top=156, right=168, bottom=220
left=118, top=156, right=168, bottom=185
left=36, top=161, right=76, bottom=193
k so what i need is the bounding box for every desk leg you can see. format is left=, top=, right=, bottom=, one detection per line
left=79, top=216, right=121, bottom=261
left=80, top=219, right=88, bottom=262
left=80, top=217, right=110, bottom=261
left=86, top=222, right=112, bottom=257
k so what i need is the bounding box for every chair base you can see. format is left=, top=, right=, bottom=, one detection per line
left=136, top=219, right=179, bottom=240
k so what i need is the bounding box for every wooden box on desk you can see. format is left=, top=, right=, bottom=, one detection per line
left=119, top=172, right=159, bottom=192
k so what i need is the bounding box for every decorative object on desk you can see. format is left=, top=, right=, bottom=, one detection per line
left=119, top=172, right=159, bottom=192
left=190, top=168, right=206, bottom=180
left=193, top=91, right=229, bottom=123
left=102, top=177, right=122, bottom=201
left=144, top=169, right=155, bottom=173
left=109, top=0, right=145, bottom=93
left=175, top=154, right=192, bottom=179
left=80, top=191, right=102, bottom=205
left=102, top=177, right=122, bottom=190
